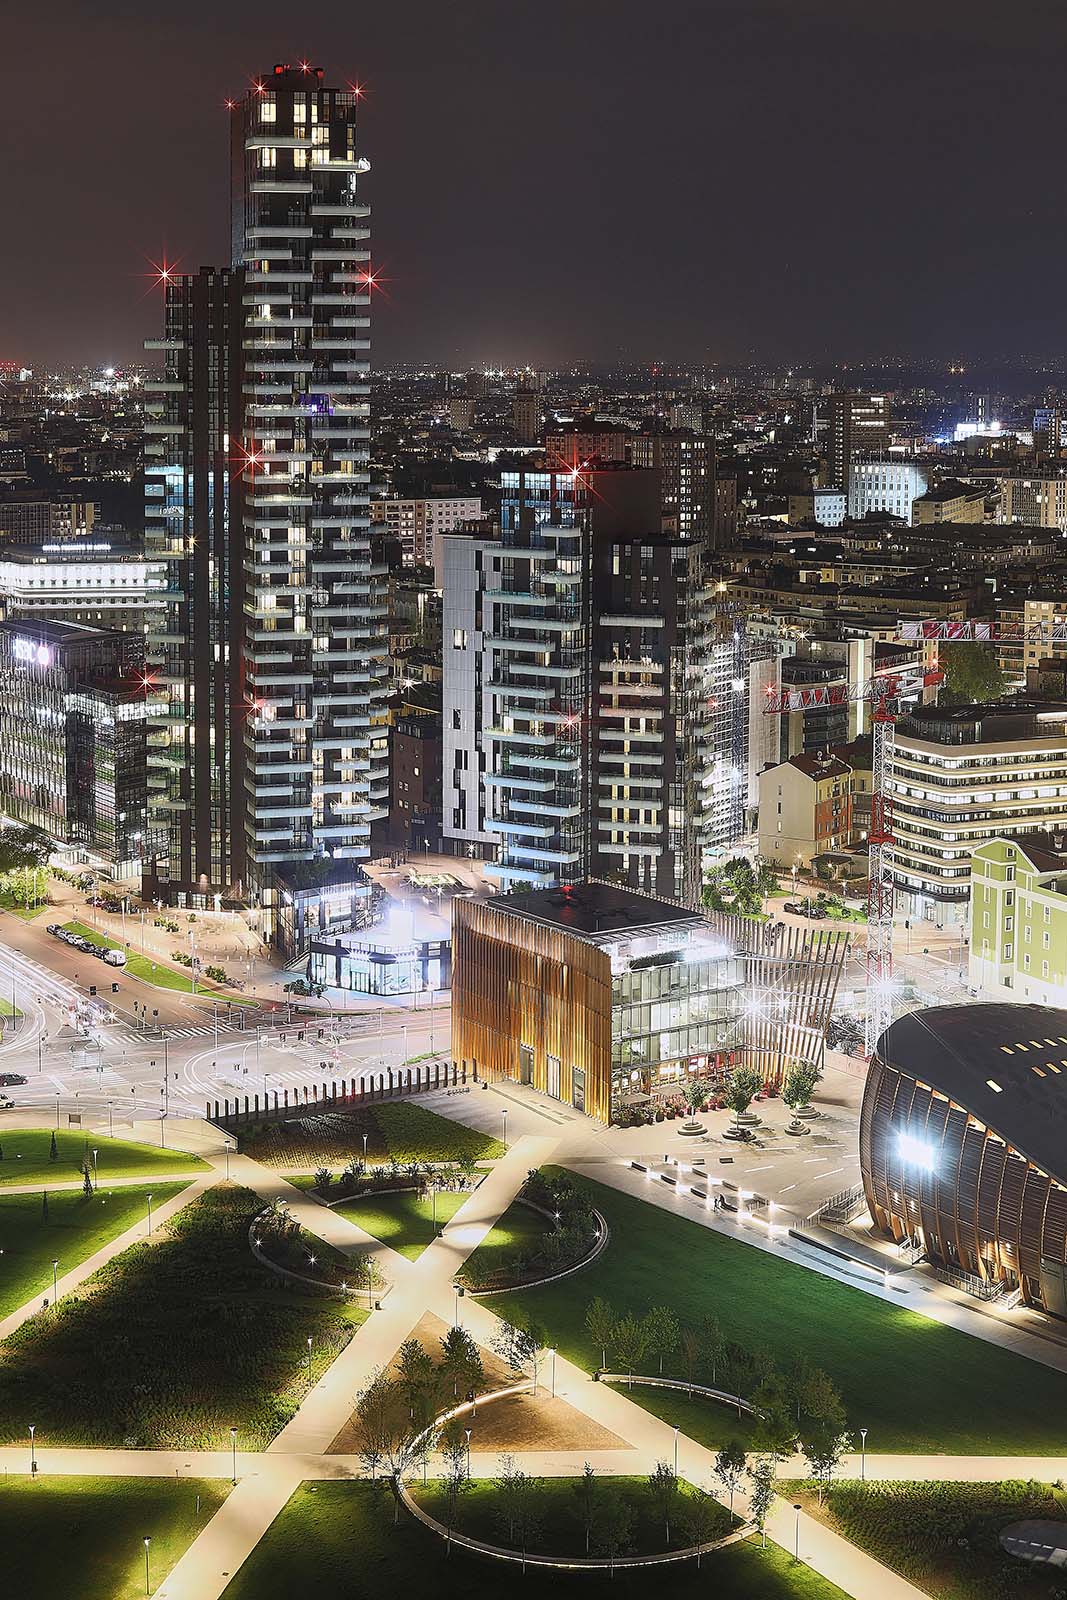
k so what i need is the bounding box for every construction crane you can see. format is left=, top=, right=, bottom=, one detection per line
left=763, top=667, right=943, bottom=1057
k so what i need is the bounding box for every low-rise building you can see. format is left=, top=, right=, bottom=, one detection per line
left=0, top=540, right=151, bottom=635
left=911, top=481, right=988, bottom=524
left=758, top=737, right=872, bottom=870
left=969, top=832, right=1067, bottom=1003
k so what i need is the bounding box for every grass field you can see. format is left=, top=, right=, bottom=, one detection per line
left=61, top=921, right=244, bottom=1000
left=330, top=1189, right=547, bottom=1264
left=0, top=1128, right=208, bottom=1188
left=787, top=1479, right=1067, bottom=1600
left=222, top=1481, right=849, bottom=1600
left=603, top=1382, right=760, bottom=1452
left=0, top=997, right=22, bottom=1015
left=490, top=1172, right=1067, bottom=1455
left=242, top=1099, right=504, bottom=1169
left=0, top=1476, right=229, bottom=1600
left=0, top=1184, right=365, bottom=1449
left=0, top=1182, right=189, bottom=1319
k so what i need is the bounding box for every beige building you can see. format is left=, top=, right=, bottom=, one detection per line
left=758, top=739, right=872, bottom=871
left=912, top=482, right=987, bottom=524
left=1000, top=477, right=1067, bottom=530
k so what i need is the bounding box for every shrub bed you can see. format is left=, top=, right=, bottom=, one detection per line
left=241, top=1101, right=503, bottom=1169
left=459, top=1170, right=598, bottom=1291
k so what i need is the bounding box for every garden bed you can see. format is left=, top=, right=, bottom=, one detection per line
left=0, top=1184, right=364, bottom=1448
left=240, top=1100, right=503, bottom=1168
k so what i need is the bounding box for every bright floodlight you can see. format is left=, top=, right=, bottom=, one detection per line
left=896, top=1132, right=936, bottom=1172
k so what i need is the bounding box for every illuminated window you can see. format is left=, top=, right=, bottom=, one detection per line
left=986, top=1079, right=1003, bottom=1092
left=260, top=99, right=276, bottom=124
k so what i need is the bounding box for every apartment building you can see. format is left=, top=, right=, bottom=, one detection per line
left=757, top=737, right=872, bottom=871
left=969, top=832, right=1067, bottom=1003
left=380, top=495, right=483, bottom=573
left=890, top=703, right=1067, bottom=926
left=1000, top=477, right=1067, bottom=530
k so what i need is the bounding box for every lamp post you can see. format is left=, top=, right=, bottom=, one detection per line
left=306, top=1336, right=313, bottom=1387
left=464, top=1426, right=472, bottom=1479
left=501, top=1108, right=508, bottom=1150
left=146, top=1195, right=154, bottom=1235
left=362, top=1132, right=368, bottom=1163
left=859, top=1428, right=868, bottom=1483
left=92, top=1148, right=98, bottom=1186
left=453, top=1283, right=463, bottom=1327
left=29, top=1423, right=35, bottom=1476
left=673, top=1425, right=679, bottom=1476
left=144, top=1536, right=151, bottom=1596
left=793, top=1503, right=801, bottom=1562
left=548, top=1347, right=557, bottom=1399
left=230, top=1427, right=238, bottom=1485
left=51, top=1259, right=58, bottom=1308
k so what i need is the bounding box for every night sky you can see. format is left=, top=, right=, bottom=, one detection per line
left=5, top=0, right=1065, bottom=371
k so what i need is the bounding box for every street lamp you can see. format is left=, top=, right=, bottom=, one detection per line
left=548, top=1347, right=556, bottom=1398
left=29, top=1423, right=35, bottom=1475
left=362, top=1132, right=368, bottom=1163
left=306, top=1336, right=313, bottom=1387
left=92, top=1148, right=98, bottom=1185
left=230, top=1426, right=238, bottom=1485
left=673, top=1424, right=679, bottom=1476
left=859, top=1427, right=868, bottom=1483
left=453, top=1283, right=464, bottom=1327
left=464, top=1426, right=472, bottom=1479
left=501, top=1108, right=508, bottom=1150
left=146, top=1195, right=153, bottom=1235
left=51, top=1260, right=58, bottom=1308
left=144, top=1536, right=151, bottom=1596
left=793, top=1503, right=801, bottom=1562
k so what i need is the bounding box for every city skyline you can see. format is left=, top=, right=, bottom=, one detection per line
left=6, top=0, right=1067, bottom=370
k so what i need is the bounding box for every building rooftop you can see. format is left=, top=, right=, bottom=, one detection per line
left=877, top=1003, right=1067, bottom=1184
left=981, top=830, right=1067, bottom=875
left=495, top=880, right=705, bottom=942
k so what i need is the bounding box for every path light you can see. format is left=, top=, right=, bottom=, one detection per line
left=29, top=1424, right=35, bottom=1475
left=793, top=1504, right=801, bottom=1562
left=306, top=1336, right=313, bottom=1386
left=147, top=1195, right=153, bottom=1235
left=673, top=1425, right=679, bottom=1475
left=231, top=1426, right=238, bottom=1485
left=464, top=1426, right=472, bottom=1478
left=548, top=1347, right=557, bottom=1398
left=144, top=1537, right=151, bottom=1596
left=859, top=1428, right=868, bottom=1483
left=51, top=1260, right=58, bottom=1308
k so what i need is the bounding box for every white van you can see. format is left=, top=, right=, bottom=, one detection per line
left=104, top=949, right=127, bottom=967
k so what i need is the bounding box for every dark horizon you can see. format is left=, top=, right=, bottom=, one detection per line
left=4, top=0, right=1064, bottom=372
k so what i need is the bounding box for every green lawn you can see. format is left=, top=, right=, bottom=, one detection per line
left=222, top=1481, right=849, bottom=1600
left=490, top=1172, right=1067, bottom=1455
left=0, top=1184, right=365, bottom=1449
left=61, top=921, right=245, bottom=1000
left=786, top=1479, right=1067, bottom=1600
left=328, top=1189, right=547, bottom=1264
left=604, top=1382, right=760, bottom=1453
left=0, top=1476, right=229, bottom=1600
left=242, top=1099, right=504, bottom=1169
left=0, top=997, right=22, bottom=1016
left=0, top=1128, right=208, bottom=1188
left=0, top=1182, right=189, bottom=1319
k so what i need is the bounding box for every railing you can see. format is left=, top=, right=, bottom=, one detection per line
left=209, top=1056, right=473, bottom=1132
left=930, top=1262, right=1002, bottom=1302
left=807, top=1182, right=867, bottom=1226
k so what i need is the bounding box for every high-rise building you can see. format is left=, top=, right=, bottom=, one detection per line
left=442, top=465, right=743, bottom=903
left=144, top=64, right=389, bottom=954
left=627, top=431, right=716, bottom=546
left=511, top=390, right=542, bottom=443
left=381, top=495, right=483, bottom=573
left=825, top=392, right=891, bottom=493
left=1000, top=476, right=1067, bottom=530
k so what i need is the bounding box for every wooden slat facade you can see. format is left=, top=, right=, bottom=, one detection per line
left=450, top=896, right=614, bottom=1124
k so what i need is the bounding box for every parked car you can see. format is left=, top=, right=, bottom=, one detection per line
left=0, top=1073, right=26, bottom=1086
left=103, top=949, right=127, bottom=967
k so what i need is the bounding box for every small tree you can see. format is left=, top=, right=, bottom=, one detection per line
left=492, top=1319, right=546, bottom=1392
left=700, top=1313, right=728, bottom=1388
left=352, top=1371, right=415, bottom=1486
left=677, top=1487, right=723, bottom=1567
left=49, top=1131, right=58, bottom=1162
left=439, top=1324, right=484, bottom=1400
left=512, top=1472, right=543, bottom=1571
left=713, top=1439, right=747, bottom=1515
left=748, top=1456, right=776, bottom=1548
left=648, top=1460, right=679, bottom=1545
left=724, top=1064, right=764, bottom=1131
left=795, top=1365, right=846, bottom=1440
left=313, top=1166, right=332, bottom=1194
left=574, top=1462, right=597, bottom=1554
left=81, top=1162, right=93, bottom=1200
left=642, top=1305, right=680, bottom=1377
left=41, top=1188, right=48, bottom=1220
left=679, top=1325, right=700, bottom=1388
left=592, top=1494, right=633, bottom=1575
left=752, top=1371, right=798, bottom=1468
left=612, top=1313, right=649, bottom=1385
left=782, top=1062, right=820, bottom=1123
left=585, top=1296, right=616, bottom=1371
left=440, top=1420, right=470, bottom=1550
left=804, top=1426, right=850, bottom=1505
left=494, top=1453, right=524, bottom=1544
left=396, top=1337, right=438, bottom=1430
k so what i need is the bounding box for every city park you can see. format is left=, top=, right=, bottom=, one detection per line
left=0, top=1091, right=1065, bottom=1600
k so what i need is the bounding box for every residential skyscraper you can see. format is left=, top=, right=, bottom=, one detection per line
left=825, top=391, right=891, bottom=493
left=144, top=64, right=389, bottom=954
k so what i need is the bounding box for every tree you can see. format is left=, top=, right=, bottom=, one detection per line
left=439, top=1325, right=484, bottom=1400
left=574, top=1462, right=597, bottom=1554
left=752, top=1370, right=798, bottom=1467
left=724, top=1064, right=764, bottom=1131
left=748, top=1457, right=776, bottom=1548
left=0, top=824, right=51, bottom=875
left=612, top=1313, right=649, bottom=1385
left=678, top=1488, right=723, bottom=1567
left=642, top=1305, right=680, bottom=1376
left=352, top=1371, right=416, bottom=1486
left=805, top=1427, right=850, bottom=1504
left=396, top=1337, right=438, bottom=1430
left=713, top=1440, right=747, bottom=1515
left=700, top=1314, right=728, bottom=1388
left=794, top=1365, right=846, bottom=1440
left=491, top=1319, right=546, bottom=1391
left=41, top=1189, right=48, bottom=1220
left=648, top=1461, right=679, bottom=1545
left=494, top=1453, right=525, bottom=1544
left=679, top=1325, right=700, bottom=1389
left=81, top=1162, right=93, bottom=1200
left=440, top=1420, right=470, bottom=1550
left=585, top=1296, right=616, bottom=1371
left=49, top=1131, right=57, bottom=1162
left=940, top=641, right=1006, bottom=705
left=512, top=1472, right=543, bottom=1571
left=591, top=1494, right=633, bottom=1574
left=782, top=1062, right=820, bottom=1122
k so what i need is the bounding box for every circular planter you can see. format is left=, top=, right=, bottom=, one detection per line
left=466, top=1202, right=610, bottom=1297
left=248, top=1208, right=384, bottom=1302
left=677, top=1120, right=707, bottom=1139
left=796, top=1103, right=820, bottom=1120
